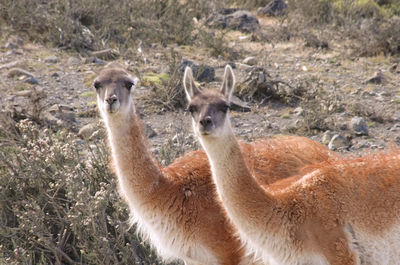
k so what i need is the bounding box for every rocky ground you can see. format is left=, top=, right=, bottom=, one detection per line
left=1, top=17, right=400, bottom=163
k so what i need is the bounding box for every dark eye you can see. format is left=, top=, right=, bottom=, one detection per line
left=187, top=105, right=197, bottom=114
left=220, top=104, right=230, bottom=113
left=125, top=81, right=134, bottom=90
left=94, top=81, right=101, bottom=90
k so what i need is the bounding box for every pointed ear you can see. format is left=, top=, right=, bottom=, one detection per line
left=220, top=65, right=235, bottom=101
left=183, top=67, right=200, bottom=102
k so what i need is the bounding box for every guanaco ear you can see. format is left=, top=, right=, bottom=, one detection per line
left=183, top=67, right=200, bottom=102
left=220, top=64, right=235, bottom=102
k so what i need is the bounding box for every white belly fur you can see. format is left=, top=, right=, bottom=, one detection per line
left=350, top=223, right=400, bottom=265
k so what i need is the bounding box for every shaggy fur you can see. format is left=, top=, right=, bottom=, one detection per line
left=185, top=65, right=400, bottom=265
left=95, top=67, right=337, bottom=265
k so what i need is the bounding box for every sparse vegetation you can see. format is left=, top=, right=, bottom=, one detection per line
left=1, top=0, right=400, bottom=263
left=140, top=49, right=187, bottom=111
left=0, top=119, right=179, bottom=264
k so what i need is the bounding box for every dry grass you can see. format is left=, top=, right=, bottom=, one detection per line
left=0, top=119, right=178, bottom=265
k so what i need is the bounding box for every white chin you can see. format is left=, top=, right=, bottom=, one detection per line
left=199, top=130, right=214, bottom=137
left=106, top=105, right=120, bottom=114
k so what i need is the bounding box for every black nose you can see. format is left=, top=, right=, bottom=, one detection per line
left=106, top=95, right=117, bottom=105
left=200, top=116, right=213, bottom=127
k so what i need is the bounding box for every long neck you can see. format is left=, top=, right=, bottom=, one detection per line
left=199, top=127, right=277, bottom=232
left=103, top=107, right=166, bottom=203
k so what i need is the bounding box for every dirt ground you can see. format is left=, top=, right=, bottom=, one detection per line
left=1, top=17, right=400, bottom=161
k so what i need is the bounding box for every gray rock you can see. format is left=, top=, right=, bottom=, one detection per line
left=365, top=71, right=385, bottom=84
left=78, top=123, right=97, bottom=139
left=328, top=134, right=349, bottom=150
left=67, top=57, right=81, bottom=66
left=206, top=9, right=260, bottom=32
left=350, top=116, right=368, bottom=136
left=74, top=139, right=86, bottom=145
left=83, top=57, right=106, bottom=64
left=179, top=60, right=215, bottom=82
left=44, top=55, right=59, bottom=64
left=51, top=72, right=60, bottom=78
left=243, top=57, right=258, bottom=66
left=257, top=0, right=288, bottom=16
left=26, top=76, right=39, bottom=84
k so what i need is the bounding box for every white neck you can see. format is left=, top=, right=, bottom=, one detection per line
left=198, top=123, right=276, bottom=226
left=101, top=104, right=165, bottom=204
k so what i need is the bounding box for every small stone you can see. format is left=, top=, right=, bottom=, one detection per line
left=78, top=123, right=97, bottom=139
left=145, top=124, right=157, bottom=138
left=328, top=135, right=349, bottom=150
left=365, top=71, right=385, bottom=84
left=74, top=139, right=86, bottom=145
left=206, top=9, right=260, bottom=32
left=67, top=57, right=81, bottom=66
left=92, top=58, right=105, bottom=64
left=84, top=57, right=105, bottom=64
left=51, top=72, right=60, bottom=78
left=44, top=55, right=59, bottom=64
left=243, top=57, right=257, bottom=66
left=179, top=60, right=215, bottom=82
left=322, top=130, right=333, bottom=145
left=25, top=76, right=39, bottom=84
left=350, top=116, right=368, bottom=136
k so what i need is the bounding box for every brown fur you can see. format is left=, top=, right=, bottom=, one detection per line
left=96, top=67, right=338, bottom=264
left=187, top=65, right=400, bottom=265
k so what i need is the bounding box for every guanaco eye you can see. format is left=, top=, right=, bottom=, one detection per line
left=220, top=104, right=230, bottom=113
left=187, top=105, right=197, bottom=114
left=94, top=81, right=101, bottom=91
left=125, top=81, right=134, bottom=90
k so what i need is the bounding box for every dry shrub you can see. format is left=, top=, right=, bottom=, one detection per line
left=237, top=67, right=305, bottom=104
left=297, top=80, right=345, bottom=134
left=197, top=29, right=231, bottom=58
left=351, top=16, right=400, bottom=56
left=285, top=0, right=400, bottom=56
left=140, top=49, right=186, bottom=112
left=0, top=119, right=177, bottom=264
left=0, top=0, right=211, bottom=51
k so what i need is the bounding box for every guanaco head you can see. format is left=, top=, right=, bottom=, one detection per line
left=94, top=67, right=138, bottom=117
left=183, top=65, right=235, bottom=139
